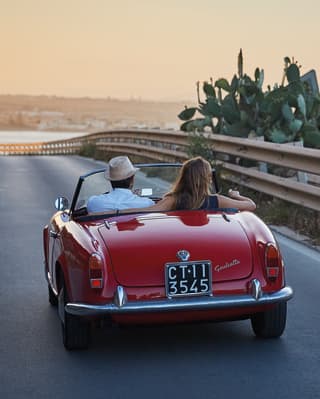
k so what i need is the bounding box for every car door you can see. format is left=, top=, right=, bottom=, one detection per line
left=48, top=212, right=69, bottom=292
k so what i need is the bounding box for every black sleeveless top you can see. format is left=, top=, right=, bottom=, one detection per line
left=175, top=194, right=219, bottom=210
left=199, top=195, right=219, bottom=210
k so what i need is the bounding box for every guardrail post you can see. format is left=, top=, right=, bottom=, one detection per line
left=256, top=136, right=268, bottom=173
left=290, top=140, right=308, bottom=183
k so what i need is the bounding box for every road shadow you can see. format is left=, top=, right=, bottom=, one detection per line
left=86, top=319, right=288, bottom=359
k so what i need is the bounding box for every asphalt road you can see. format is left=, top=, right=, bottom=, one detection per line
left=0, top=156, right=319, bottom=399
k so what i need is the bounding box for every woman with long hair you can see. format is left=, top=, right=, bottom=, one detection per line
left=125, top=156, right=256, bottom=213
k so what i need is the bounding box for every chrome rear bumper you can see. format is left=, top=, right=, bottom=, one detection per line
left=65, top=282, right=293, bottom=318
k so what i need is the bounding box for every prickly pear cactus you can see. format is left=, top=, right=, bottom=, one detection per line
left=178, top=51, right=320, bottom=148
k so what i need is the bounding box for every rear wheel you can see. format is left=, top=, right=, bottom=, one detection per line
left=251, top=302, right=287, bottom=338
left=59, top=281, right=90, bottom=350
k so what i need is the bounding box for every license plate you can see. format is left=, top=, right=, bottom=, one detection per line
left=165, top=261, right=212, bottom=298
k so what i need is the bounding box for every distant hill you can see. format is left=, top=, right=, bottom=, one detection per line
left=0, top=95, right=190, bottom=131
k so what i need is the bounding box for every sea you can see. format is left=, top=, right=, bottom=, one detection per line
left=0, top=130, right=88, bottom=144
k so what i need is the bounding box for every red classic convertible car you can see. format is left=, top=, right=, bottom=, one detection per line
left=43, top=163, right=293, bottom=349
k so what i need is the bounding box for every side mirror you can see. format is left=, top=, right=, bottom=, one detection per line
left=55, top=197, right=69, bottom=211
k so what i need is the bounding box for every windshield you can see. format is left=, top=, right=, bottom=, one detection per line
left=73, top=164, right=181, bottom=213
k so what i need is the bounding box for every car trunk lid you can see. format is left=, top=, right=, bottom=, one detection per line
left=98, top=211, right=253, bottom=287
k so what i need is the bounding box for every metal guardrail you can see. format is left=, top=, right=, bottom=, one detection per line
left=1, top=129, right=320, bottom=211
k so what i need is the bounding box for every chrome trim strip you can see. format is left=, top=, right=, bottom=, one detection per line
left=65, top=285, right=293, bottom=317
left=47, top=272, right=58, bottom=296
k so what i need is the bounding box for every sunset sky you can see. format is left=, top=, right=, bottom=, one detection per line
left=1, top=0, right=319, bottom=101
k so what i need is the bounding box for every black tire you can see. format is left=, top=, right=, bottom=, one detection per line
left=59, top=282, right=90, bottom=350
left=251, top=302, right=287, bottom=338
left=48, top=284, right=58, bottom=306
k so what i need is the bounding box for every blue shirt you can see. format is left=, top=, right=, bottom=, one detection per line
left=87, top=188, right=155, bottom=213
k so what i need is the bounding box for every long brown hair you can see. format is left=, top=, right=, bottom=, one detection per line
left=167, top=156, right=213, bottom=210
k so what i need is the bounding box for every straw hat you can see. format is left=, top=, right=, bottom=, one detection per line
left=105, top=156, right=139, bottom=181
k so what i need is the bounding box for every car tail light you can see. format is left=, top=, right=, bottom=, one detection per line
left=89, top=253, right=104, bottom=289
left=265, top=243, right=281, bottom=281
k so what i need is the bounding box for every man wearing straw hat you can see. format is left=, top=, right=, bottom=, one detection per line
left=87, top=155, right=154, bottom=213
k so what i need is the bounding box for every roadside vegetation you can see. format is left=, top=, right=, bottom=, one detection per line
left=178, top=50, right=320, bottom=149
left=79, top=142, right=97, bottom=158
